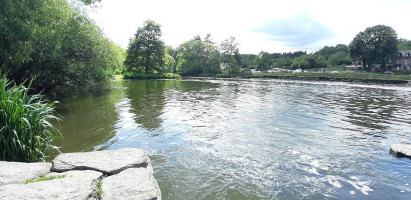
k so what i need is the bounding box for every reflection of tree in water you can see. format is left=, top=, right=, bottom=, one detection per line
left=125, top=80, right=219, bottom=130
left=51, top=84, right=126, bottom=157
left=125, top=80, right=169, bottom=130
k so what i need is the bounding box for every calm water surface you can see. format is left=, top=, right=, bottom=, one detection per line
left=50, top=79, right=411, bottom=200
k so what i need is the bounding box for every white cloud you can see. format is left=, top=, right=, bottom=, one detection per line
left=88, top=0, right=411, bottom=54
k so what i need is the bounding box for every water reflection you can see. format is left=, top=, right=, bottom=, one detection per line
left=49, top=83, right=125, bottom=157
left=124, top=80, right=168, bottom=130
left=51, top=79, right=411, bottom=199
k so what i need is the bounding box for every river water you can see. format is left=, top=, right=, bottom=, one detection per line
left=51, top=79, right=411, bottom=199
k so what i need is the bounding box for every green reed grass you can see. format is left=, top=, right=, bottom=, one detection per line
left=0, top=74, right=60, bottom=162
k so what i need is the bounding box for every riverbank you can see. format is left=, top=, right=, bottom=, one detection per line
left=122, top=72, right=181, bottom=80
left=246, top=72, right=411, bottom=84
left=0, top=148, right=161, bottom=200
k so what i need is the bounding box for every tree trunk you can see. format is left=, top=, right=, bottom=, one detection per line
left=362, top=59, right=367, bottom=71
left=145, top=55, right=150, bottom=74
left=381, top=61, right=386, bottom=72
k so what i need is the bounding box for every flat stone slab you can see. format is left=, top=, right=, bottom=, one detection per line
left=0, top=161, right=51, bottom=186
left=52, top=148, right=149, bottom=175
left=0, top=170, right=102, bottom=200
left=390, top=144, right=411, bottom=158
left=102, top=168, right=161, bottom=200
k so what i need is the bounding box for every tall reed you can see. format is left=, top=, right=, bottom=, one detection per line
left=0, top=74, right=60, bottom=162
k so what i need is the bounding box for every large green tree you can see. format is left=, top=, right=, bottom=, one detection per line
left=125, top=20, right=165, bottom=74
left=220, top=36, right=240, bottom=74
left=256, top=52, right=273, bottom=70
left=349, top=25, right=398, bottom=71
left=177, top=36, right=220, bottom=76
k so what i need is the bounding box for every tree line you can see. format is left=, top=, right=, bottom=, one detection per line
left=124, top=20, right=241, bottom=77
left=126, top=21, right=407, bottom=77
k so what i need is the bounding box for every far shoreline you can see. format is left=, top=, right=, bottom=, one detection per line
left=180, top=74, right=410, bottom=85
left=244, top=74, right=410, bottom=84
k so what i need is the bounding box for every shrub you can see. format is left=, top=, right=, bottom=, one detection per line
left=0, top=75, right=60, bottom=162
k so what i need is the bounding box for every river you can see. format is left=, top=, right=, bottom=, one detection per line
left=50, top=79, right=411, bottom=199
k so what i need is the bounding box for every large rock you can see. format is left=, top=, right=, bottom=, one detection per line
left=102, top=168, right=161, bottom=200
left=390, top=144, right=411, bottom=158
left=52, top=148, right=149, bottom=175
left=0, top=170, right=102, bottom=200
left=0, top=161, right=51, bottom=186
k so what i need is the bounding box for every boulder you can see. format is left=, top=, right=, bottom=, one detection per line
left=390, top=144, right=411, bottom=158
left=52, top=148, right=149, bottom=175
left=0, top=161, right=51, bottom=186
left=102, top=168, right=161, bottom=200
left=0, top=170, right=102, bottom=200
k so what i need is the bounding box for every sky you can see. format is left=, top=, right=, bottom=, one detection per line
left=87, top=0, right=411, bottom=54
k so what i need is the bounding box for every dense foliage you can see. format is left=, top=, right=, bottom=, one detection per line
left=349, top=25, right=398, bottom=71
left=176, top=36, right=221, bottom=76
left=0, top=75, right=60, bottom=162
left=125, top=20, right=165, bottom=74
left=397, top=38, right=411, bottom=50
left=220, top=36, right=241, bottom=75
left=242, top=50, right=332, bottom=70
left=0, top=0, right=124, bottom=94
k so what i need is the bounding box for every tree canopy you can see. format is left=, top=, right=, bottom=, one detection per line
left=0, top=0, right=124, bottom=94
left=349, top=25, right=398, bottom=71
left=220, top=36, right=240, bottom=75
left=125, top=20, right=165, bottom=74
left=176, top=36, right=220, bottom=76
left=316, top=45, right=351, bottom=66
left=398, top=38, right=411, bottom=50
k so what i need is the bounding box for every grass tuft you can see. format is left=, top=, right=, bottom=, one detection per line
left=24, top=174, right=66, bottom=184
left=98, top=178, right=103, bottom=199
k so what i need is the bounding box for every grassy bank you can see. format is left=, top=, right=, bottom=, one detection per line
left=247, top=72, right=411, bottom=84
left=122, top=72, right=181, bottom=80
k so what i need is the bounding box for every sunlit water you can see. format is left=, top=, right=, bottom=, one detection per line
left=50, top=79, right=411, bottom=199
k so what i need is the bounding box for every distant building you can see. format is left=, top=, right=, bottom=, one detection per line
left=344, top=65, right=363, bottom=71
left=389, top=50, right=411, bottom=71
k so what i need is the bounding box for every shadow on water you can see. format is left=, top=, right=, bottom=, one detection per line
left=47, top=82, right=126, bottom=159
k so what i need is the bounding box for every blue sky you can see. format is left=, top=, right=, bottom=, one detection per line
left=88, top=0, right=411, bottom=54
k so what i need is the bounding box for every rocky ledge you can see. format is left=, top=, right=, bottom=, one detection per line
left=0, top=148, right=161, bottom=200
left=390, top=144, right=411, bottom=159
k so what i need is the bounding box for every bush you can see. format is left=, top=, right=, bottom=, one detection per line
left=0, top=75, right=60, bottom=162
left=123, top=72, right=181, bottom=80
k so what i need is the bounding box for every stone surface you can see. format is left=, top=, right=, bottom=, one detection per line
left=0, top=170, right=102, bottom=200
left=0, top=161, right=51, bottom=186
left=390, top=144, right=411, bottom=158
left=52, top=148, right=149, bottom=175
left=146, top=157, right=154, bottom=175
left=102, top=168, right=161, bottom=200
